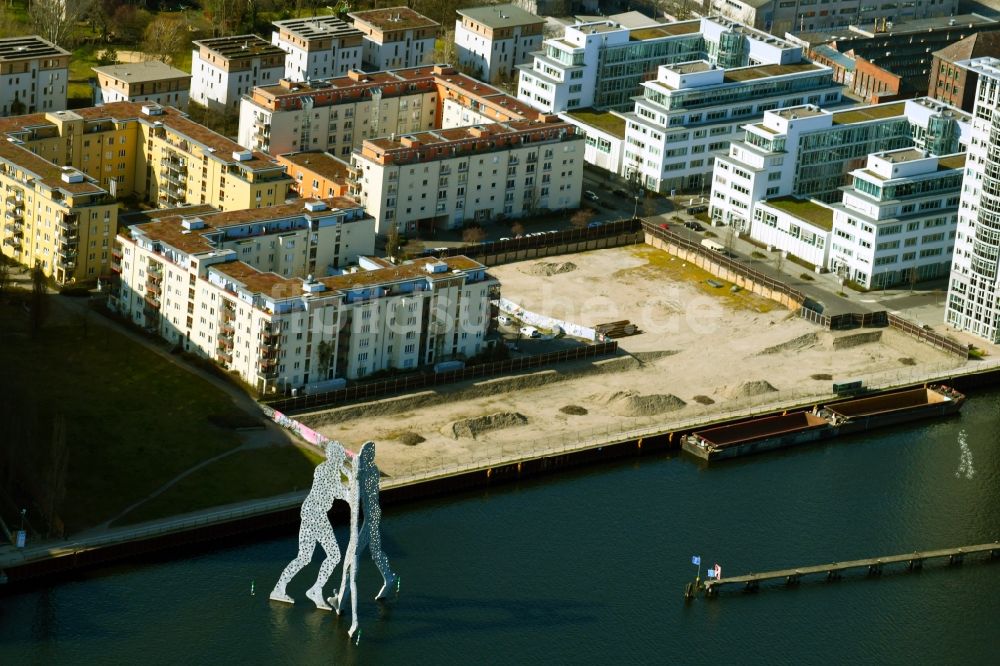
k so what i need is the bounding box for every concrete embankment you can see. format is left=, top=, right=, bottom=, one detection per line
left=3, top=365, right=1000, bottom=589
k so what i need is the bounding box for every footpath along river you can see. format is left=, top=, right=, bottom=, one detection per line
left=1, top=388, right=998, bottom=664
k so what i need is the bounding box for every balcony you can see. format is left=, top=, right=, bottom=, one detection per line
left=3, top=236, right=21, bottom=249
left=57, top=215, right=78, bottom=231
left=4, top=209, right=23, bottom=221
left=144, top=293, right=160, bottom=308
left=259, top=367, right=280, bottom=380
left=111, top=259, right=121, bottom=273
left=160, top=171, right=186, bottom=187
left=4, top=222, right=23, bottom=235
left=145, top=282, right=161, bottom=295
left=259, top=356, right=277, bottom=368
left=218, top=337, right=234, bottom=350
left=6, top=199, right=23, bottom=212
left=57, top=246, right=77, bottom=260
left=218, top=350, right=233, bottom=364
left=220, top=321, right=235, bottom=335
left=147, top=263, right=163, bottom=277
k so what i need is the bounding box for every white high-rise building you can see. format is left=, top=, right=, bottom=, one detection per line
left=946, top=57, right=1000, bottom=341
left=271, top=16, right=363, bottom=82
left=829, top=149, right=963, bottom=289
left=710, top=98, right=971, bottom=231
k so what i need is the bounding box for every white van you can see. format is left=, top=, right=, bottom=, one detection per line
left=519, top=325, right=541, bottom=338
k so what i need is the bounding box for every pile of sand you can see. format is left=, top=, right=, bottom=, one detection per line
left=451, top=412, right=528, bottom=439
left=396, top=432, right=425, bottom=446
left=831, top=331, right=882, bottom=349
left=560, top=405, right=588, bottom=416
left=757, top=333, right=818, bottom=355
left=898, top=357, right=917, bottom=366
left=723, top=380, right=779, bottom=399
left=692, top=395, right=715, bottom=405
left=522, top=262, right=577, bottom=277
left=810, top=373, right=833, bottom=381
left=606, top=390, right=686, bottom=416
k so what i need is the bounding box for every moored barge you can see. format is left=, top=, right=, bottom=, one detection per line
left=683, top=385, right=965, bottom=461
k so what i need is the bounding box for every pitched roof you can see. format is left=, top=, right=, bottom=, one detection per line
left=934, top=30, right=1000, bottom=63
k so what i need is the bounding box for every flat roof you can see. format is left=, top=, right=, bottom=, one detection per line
left=723, top=62, right=822, bottom=83
left=280, top=152, right=351, bottom=181
left=0, top=35, right=69, bottom=61
left=93, top=60, right=190, bottom=84
left=763, top=196, right=834, bottom=231
left=629, top=22, right=700, bottom=41
left=0, top=141, right=104, bottom=195
left=273, top=15, right=361, bottom=40
left=831, top=101, right=906, bottom=125
left=132, top=198, right=363, bottom=255
left=458, top=4, right=543, bottom=29
left=938, top=153, right=967, bottom=170
left=669, top=60, right=712, bottom=74
left=564, top=108, right=627, bottom=138
left=194, top=35, right=286, bottom=59
left=348, top=7, right=439, bottom=31
left=774, top=106, right=826, bottom=120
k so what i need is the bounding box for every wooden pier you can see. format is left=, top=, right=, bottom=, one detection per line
left=700, top=542, right=1000, bottom=597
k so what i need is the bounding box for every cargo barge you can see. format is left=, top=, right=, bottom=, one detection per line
left=683, top=385, right=965, bottom=461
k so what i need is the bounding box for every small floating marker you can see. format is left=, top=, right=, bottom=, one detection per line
left=354, top=629, right=362, bottom=646
left=250, top=580, right=255, bottom=596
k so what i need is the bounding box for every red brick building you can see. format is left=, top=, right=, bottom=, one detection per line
left=930, top=32, right=1000, bottom=112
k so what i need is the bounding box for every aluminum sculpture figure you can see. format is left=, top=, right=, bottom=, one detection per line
left=332, top=441, right=398, bottom=638
left=269, top=441, right=352, bottom=610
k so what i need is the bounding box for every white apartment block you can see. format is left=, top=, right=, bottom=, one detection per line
left=702, top=0, right=960, bottom=35
left=191, top=36, right=287, bottom=113
left=93, top=61, right=190, bottom=110
left=710, top=98, right=971, bottom=232
left=350, top=121, right=584, bottom=234
left=751, top=197, right=834, bottom=269
left=0, top=36, right=69, bottom=116
left=947, top=57, right=1000, bottom=342
left=517, top=16, right=808, bottom=114
left=827, top=148, right=962, bottom=289
left=455, top=4, right=544, bottom=84
left=348, top=7, right=440, bottom=71
left=559, top=110, right=627, bottom=175
left=618, top=56, right=841, bottom=194
left=114, top=207, right=494, bottom=393
left=271, top=16, right=363, bottom=83
left=238, top=65, right=549, bottom=157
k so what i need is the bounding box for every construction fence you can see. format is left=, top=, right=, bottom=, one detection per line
left=642, top=220, right=969, bottom=359
left=267, top=341, right=619, bottom=413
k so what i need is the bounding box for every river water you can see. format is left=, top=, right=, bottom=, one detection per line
left=2, top=389, right=998, bottom=665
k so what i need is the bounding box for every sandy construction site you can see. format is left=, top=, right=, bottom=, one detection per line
left=302, top=245, right=967, bottom=478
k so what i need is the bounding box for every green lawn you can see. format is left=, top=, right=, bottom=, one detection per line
left=0, top=300, right=253, bottom=533
left=113, top=445, right=323, bottom=526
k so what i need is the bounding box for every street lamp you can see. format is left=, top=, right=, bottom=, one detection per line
left=633, top=194, right=639, bottom=220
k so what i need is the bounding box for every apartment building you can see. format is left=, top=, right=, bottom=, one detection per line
left=826, top=149, right=962, bottom=289
left=93, top=61, right=190, bottom=110
left=517, top=16, right=813, bottom=114
left=277, top=151, right=352, bottom=198
left=0, top=148, right=117, bottom=284
left=699, top=0, right=960, bottom=35
left=617, top=57, right=841, bottom=194
left=710, top=98, right=971, bottom=231
left=190, top=35, right=287, bottom=112
left=238, top=64, right=549, bottom=157
left=271, top=16, right=363, bottom=83
left=946, top=57, right=1000, bottom=342
left=559, top=108, right=627, bottom=175
left=930, top=33, right=1000, bottom=112
left=455, top=4, right=544, bottom=84
left=348, top=7, right=440, bottom=71
left=0, top=36, right=69, bottom=116
left=350, top=121, right=583, bottom=234
left=113, top=205, right=492, bottom=393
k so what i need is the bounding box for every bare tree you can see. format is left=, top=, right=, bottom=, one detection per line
left=775, top=250, right=786, bottom=274
left=385, top=225, right=401, bottom=263
left=909, top=266, right=920, bottom=292
left=434, top=28, right=457, bottom=64
left=29, top=0, right=98, bottom=48
left=462, top=225, right=486, bottom=244
left=142, top=15, right=190, bottom=64
left=511, top=221, right=525, bottom=237
left=570, top=208, right=595, bottom=229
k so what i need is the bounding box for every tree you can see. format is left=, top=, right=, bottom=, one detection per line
left=462, top=225, right=486, bottom=244
left=142, top=15, right=189, bottom=64
left=29, top=0, right=98, bottom=48
left=434, top=29, right=457, bottom=64
left=30, top=262, right=47, bottom=338
left=511, top=222, right=525, bottom=237
left=0, top=258, right=9, bottom=298
left=385, top=225, right=401, bottom=263
left=570, top=208, right=595, bottom=229
left=110, top=5, right=152, bottom=44
left=909, top=266, right=920, bottom=292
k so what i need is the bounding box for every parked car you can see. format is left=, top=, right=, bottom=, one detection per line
left=684, top=221, right=705, bottom=231
left=584, top=190, right=600, bottom=201
left=612, top=188, right=628, bottom=198
left=519, top=326, right=541, bottom=338
left=499, top=237, right=512, bottom=241
left=587, top=221, right=604, bottom=228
